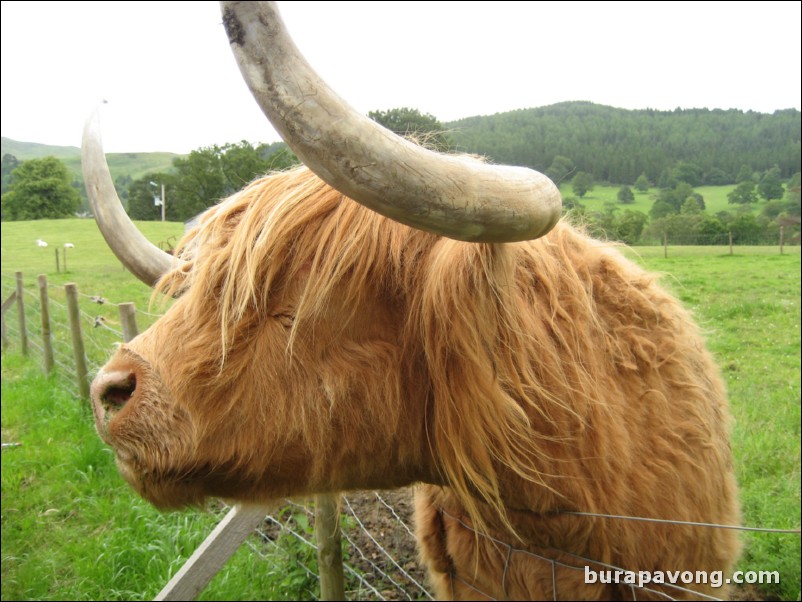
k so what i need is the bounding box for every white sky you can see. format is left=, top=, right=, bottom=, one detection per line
left=2, top=1, right=800, bottom=154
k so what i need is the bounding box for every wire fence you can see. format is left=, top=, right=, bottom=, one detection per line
left=1, top=271, right=432, bottom=601
left=634, top=228, right=796, bottom=254
left=2, top=270, right=799, bottom=601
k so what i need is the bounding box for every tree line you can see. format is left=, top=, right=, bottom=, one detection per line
left=2, top=104, right=800, bottom=246
left=449, top=102, right=800, bottom=185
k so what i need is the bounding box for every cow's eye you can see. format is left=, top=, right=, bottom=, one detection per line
left=271, top=312, right=295, bottom=328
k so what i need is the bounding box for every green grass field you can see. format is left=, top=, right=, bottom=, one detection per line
left=558, top=183, right=741, bottom=217
left=2, top=218, right=800, bottom=600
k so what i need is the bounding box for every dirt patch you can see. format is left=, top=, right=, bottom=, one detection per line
left=255, top=487, right=430, bottom=600
left=339, top=488, right=431, bottom=600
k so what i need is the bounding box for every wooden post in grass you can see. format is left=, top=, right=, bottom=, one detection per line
left=55, top=248, right=60, bottom=273
left=1, top=290, right=17, bottom=350
left=65, top=283, right=90, bottom=399
left=729, top=231, right=733, bottom=256
left=662, top=232, right=668, bottom=259
left=780, top=225, right=785, bottom=255
left=315, top=494, right=345, bottom=601
left=37, top=275, right=54, bottom=375
left=119, top=303, right=139, bottom=343
left=15, top=272, right=28, bottom=355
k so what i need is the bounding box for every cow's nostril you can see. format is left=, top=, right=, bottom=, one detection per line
left=101, top=374, right=136, bottom=408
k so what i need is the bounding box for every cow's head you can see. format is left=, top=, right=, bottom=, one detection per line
left=85, top=1, right=561, bottom=512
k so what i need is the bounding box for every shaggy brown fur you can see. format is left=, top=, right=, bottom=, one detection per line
left=91, top=165, right=741, bottom=600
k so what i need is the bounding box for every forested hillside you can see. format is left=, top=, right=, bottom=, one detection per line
left=3, top=102, right=799, bottom=245
left=448, top=102, right=800, bottom=185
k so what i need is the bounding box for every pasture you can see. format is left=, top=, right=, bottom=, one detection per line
left=557, top=183, right=744, bottom=217
left=2, top=218, right=800, bottom=600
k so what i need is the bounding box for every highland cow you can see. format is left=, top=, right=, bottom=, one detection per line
left=84, top=2, right=741, bottom=599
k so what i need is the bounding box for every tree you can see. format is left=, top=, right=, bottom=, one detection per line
left=1, top=153, right=20, bottom=194
left=681, top=196, right=702, bottom=214
left=757, top=166, right=784, bottom=201
left=672, top=161, right=703, bottom=187
left=571, top=172, right=594, bottom=198
left=615, top=210, right=648, bottom=244
left=727, top=180, right=758, bottom=205
left=220, top=141, right=277, bottom=191
left=368, top=107, right=451, bottom=152
left=114, top=174, right=132, bottom=202
left=787, top=172, right=801, bottom=198
left=546, top=155, right=575, bottom=184
left=673, top=182, right=695, bottom=209
left=785, top=172, right=800, bottom=216
left=1, top=157, right=81, bottom=220
left=703, top=167, right=730, bottom=185
left=561, top=196, right=584, bottom=214
left=261, top=145, right=298, bottom=172
left=128, top=174, right=170, bottom=221
left=657, top=167, right=678, bottom=190
left=735, top=164, right=755, bottom=184
left=729, top=213, right=765, bottom=243
left=149, top=141, right=300, bottom=222
left=633, top=173, right=650, bottom=192
left=654, top=181, right=696, bottom=213
left=617, top=185, right=634, bottom=204
left=169, top=147, right=228, bottom=220
left=650, top=199, right=676, bottom=219
left=695, top=216, right=728, bottom=245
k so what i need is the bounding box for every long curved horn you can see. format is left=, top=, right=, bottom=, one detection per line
left=82, top=109, right=177, bottom=286
left=221, top=1, right=561, bottom=243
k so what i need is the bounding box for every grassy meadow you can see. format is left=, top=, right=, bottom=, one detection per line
left=557, top=183, right=740, bottom=216
left=2, top=218, right=800, bottom=600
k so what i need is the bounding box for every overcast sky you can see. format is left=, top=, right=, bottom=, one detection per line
left=2, top=1, right=800, bottom=154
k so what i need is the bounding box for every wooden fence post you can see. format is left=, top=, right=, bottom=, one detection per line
left=1, top=291, right=17, bottom=350
left=729, top=231, right=733, bottom=256
left=37, top=275, right=54, bottom=375
left=64, top=283, right=90, bottom=399
left=55, top=248, right=60, bottom=273
left=780, top=225, right=785, bottom=255
left=119, top=302, right=139, bottom=343
left=315, top=494, right=345, bottom=601
left=662, top=232, right=668, bottom=259
left=15, top=272, right=28, bottom=355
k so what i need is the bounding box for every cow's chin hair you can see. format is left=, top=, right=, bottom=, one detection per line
left=113, top=447, right=291, bottom=510
left=113, top=455, right=198, bottom=509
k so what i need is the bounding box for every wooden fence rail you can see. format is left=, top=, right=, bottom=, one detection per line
left=2, top=271, right=346, bottom=601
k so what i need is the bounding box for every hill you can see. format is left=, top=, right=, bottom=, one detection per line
left=4, top=102, right=800, bottom=191
left=1, top=138, right=81, bottom=161
left=1, top=137, right=180, bottom=184
left=447, top=102, right=801, bottom=185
